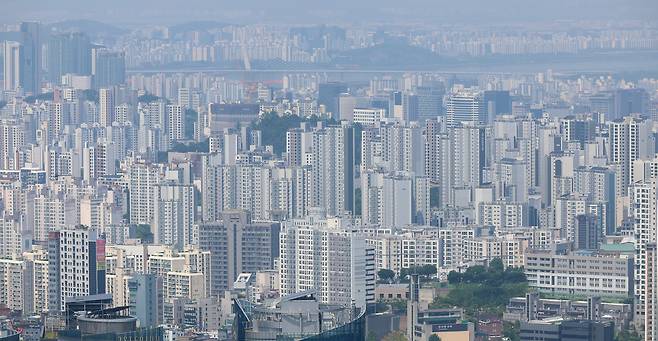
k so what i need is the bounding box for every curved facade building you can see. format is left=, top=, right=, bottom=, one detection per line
left=233, top=291, right=366, bottom=341
left=0, top=330, right=19, bottom=341
left=299, top=312, right=366, bottom=341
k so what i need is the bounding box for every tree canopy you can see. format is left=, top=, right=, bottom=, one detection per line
left=378, top=269, right=395, bottom=283
left=250, top=112, right=337, bottom=155
left=503, top=321, right=520, bottom=341
left=400, top=264, right=437, bottom=282
left=24, top=92, right=54, bottom=104
left=137, top=93, right=163, bottom=103
left=616, top=328, right=642, bottom=341
left=446, top=258, right=526, bottom=286
left=133, top=224, right=154, bottom=244
left=81, top=89, right=99, bottom=102
left=170, top=140, right=209, bottom=153
left=434, top=258, right=528, bottom=316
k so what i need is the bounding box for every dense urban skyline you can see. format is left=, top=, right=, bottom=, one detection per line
left=0, top=2, right=657, bottom=341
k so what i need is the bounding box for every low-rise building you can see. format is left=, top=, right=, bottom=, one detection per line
left=520, top=319, right=614, bottom=341
left=504, top=293, right=632, bottom=332
left=524, top=246, right=633, bottom=299
left=407, top=275, right=474, bottom=341
left=233, top=291, right=364, bottom=340
left=375, top=284, right=409, bottom=302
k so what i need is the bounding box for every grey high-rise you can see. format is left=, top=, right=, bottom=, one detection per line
left=446, top=90, right=486, bottom=126
left=614, top=88, right=649, bottom=119
left=19, top=22, right=41, bottom=94
left=2, top=41, right=22, bottom=92
left=198, top=210, right=280, bottom=296
left=92, top=48, right=126, bottom=88
left=484, top=90, right=512, bottom=117
left=48, top=32, right=92, bottom=84
left=318, top=82, right=347, bottom=120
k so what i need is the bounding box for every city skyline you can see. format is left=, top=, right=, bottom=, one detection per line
left=0, top=2, right=657, bottom=341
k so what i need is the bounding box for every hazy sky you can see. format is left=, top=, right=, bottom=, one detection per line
left=2, top=0, right=657, bottom=26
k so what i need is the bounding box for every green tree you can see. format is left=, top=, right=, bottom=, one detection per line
left=138, top=93, right=162, bottom=103
left=400, top=265, right=437, bottom=281
left=503, top=321, right=520, bottom=341
left=447, top=271, right=462, bottom=284
left=462, top=265, right=486, bottom=283
left=383, top=331, right=408, bottom=341
left=24, top=92, right=54, bottom=104
left=616, top=328, right=642, bottom=341
left=378, top=269, right=395, bottom=283
left=134, top=224, right=154, bottom=244
left=388, top=299, right=407, bottom=313
left=81, top=89, right=99, bottom=102
left=428, top=335, right=441, bottom=341
left=170, top=140, right=209, bottom=153
left=399, top=268, right=410, bottom=283
left=418, top=264, right=437, bottom=277
left=489, top=258, right=504, bottom=273
left=435, top=260, right=529, bottom=317
left=487, top=258, right=505, bottom=286
left=251, top=112, right=338, bottom=155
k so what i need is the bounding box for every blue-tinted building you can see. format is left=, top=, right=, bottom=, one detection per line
left=233, top=291, right=365, bottom=341
left=318, top=82, right=348, bottom=120
left=0, top=330, right=19, bottom=341
left=127, top=274, right=160, bottom=327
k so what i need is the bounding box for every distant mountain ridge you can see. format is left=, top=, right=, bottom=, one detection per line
left=47, top=19, right=128, bottom=36
left=168, top=21, right=231, bottom=36
left=332, top=42, right=447, bottom=68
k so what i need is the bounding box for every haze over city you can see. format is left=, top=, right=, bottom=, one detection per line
left=3, top=0, right=658, bottom=24
left=0, top=1, right=657, bottom=341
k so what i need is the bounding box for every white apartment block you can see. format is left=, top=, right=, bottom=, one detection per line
left=147, top=248, right=211, bottom=299
left=361, top=170, right=430, bottom=228
left=366, top=226, right=530, bottom=276
left=353, top=108, right=385, bottom=126
left=279, top=212, right=374, bottom=310
left=154, top=183, right=195, bottom=249
left=525, top=247, right=633, bottom=299
left=32, top=195, right=66, bottom=242
left=478, top=202, right=526, bottom=230
left=0, top=258, right=25, bottom=312
left=163, top=272, right=206, bottom=302
left=459, top=236, right=529, bottom=268
left=608, top=117, right=654, bottom=197
left=0, top=217, right=21, bottom=258
left=644, top=244, right=657, bottom=340
left=128, top=161, right=161, bottom=225
left=106, top=244, right=171, bottom=274
left=555, top=195, right=606, bottom=242
left=166, top=104, right=184, bottom=146
left=48, top=228, right=106, bottom=311
left=24, top=249, right=50, bottom=314
left=438, top=227, right=478, bottom=269
left=99, top=88, right=115, bottom=127
left=631, top=181, right=658, bottom=327
left=445, top=89, right=485, bottom=126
